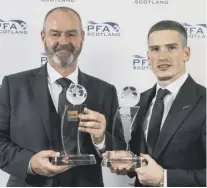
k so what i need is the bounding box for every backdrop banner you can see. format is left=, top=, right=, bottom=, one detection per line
left=0, top=0, right=206, bottom=186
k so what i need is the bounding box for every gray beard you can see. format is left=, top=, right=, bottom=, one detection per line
left=44, top=42, right=82, bottom=68
left=54, top=53, right=76, bottom=67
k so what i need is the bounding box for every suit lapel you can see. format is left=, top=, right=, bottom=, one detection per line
left=136, top=85, right=156, bottom=154
left=29, top=64, right=52, bottom=146
left=153, top=76, right=201, bottom=160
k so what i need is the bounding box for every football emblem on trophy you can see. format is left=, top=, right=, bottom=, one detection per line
left=66, top=84, right=87, bottom=105
left=119, top=86, right=140, bottom=107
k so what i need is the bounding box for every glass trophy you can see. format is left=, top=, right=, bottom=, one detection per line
left=102, top=86, right=147, bottom=170
left=51, top=83, right=96, bottom=166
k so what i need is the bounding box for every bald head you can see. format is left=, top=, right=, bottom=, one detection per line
left=43, top=7, right=83, bottom=31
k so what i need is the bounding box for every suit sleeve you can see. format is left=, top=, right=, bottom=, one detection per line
left=0, top=76, right=35, bottom=180
left=167, top=117, right=206, bottom=187
left=104, top=85, right=126, bottom=151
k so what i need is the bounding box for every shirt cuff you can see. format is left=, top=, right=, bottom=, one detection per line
left=164, top=169, right=167, bottom=187
left=27, top=158, right=35, bottom=175
left=93, top=135, right=106, bottom=151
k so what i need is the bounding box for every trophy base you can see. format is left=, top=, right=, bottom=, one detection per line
left=101, top=156, right=147, bottom=169
left=51, top=154, right=96, bottom=166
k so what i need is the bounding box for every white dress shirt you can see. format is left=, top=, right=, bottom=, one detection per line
left=47, top=63, right=105, bottom=150
left=27, top=64, right=105, bottom=174
left=143, top=72, right=188, bottom=186
left=47, top=62, right=79, bottom=112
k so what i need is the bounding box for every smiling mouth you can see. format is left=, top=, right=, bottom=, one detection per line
left=55, top=49, right=72, bottom=54
left=157, top=64, right=171, bottom=70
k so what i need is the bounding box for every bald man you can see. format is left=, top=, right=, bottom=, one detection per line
left=0, top=7, right=125, bottom=187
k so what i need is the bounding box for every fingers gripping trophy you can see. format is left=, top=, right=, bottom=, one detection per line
left=51, top=83, right=96, bottom=166
left=102, top=86, right=147, bottom=171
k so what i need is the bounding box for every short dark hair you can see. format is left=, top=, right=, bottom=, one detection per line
left=43, top=6, right=83, bottom=30
left=147, top=20, right=188, bottom=46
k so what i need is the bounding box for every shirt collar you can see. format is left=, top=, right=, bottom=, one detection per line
left=47, top=63, right=79, bottom=85
left=156, top=72, right=189, bottom=100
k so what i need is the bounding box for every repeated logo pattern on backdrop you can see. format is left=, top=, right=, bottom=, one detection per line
left=0, top=19, right=27, bottom=34
left=133, top=55, right=151, bottom=71
left=183, top=23, right=207, bottom=39
left=0, top=0, right=205, bottom=187
left=41, top=52, right=48, bottom=66
left=134, top=0, right=169, bottom=5
left=87, top=21, right=120, bottom=36
left=40, top=0, right=75, bottom=2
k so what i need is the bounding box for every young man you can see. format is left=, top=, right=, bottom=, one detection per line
left=104, top=20, right=206, bottom=187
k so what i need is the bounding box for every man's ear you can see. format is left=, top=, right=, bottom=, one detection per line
left=81, top=30, right=85, bottom=42
left=147, top=51, right=151, bottom=65
left=184, top=46, right=190, bottom=62
left=40, top=30, right=45, bottom=42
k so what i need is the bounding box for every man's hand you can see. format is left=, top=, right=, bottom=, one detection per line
left=102, top=150, right=134, bottom=175
left=79, top=108, right=106, bottom=144
left=135, top=153, right=164, bottom=186
left=30, top=150, right=71, bottom=177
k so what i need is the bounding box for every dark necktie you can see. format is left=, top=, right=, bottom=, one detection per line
left=56, top=78, right=78, bottom=154
left=56, top=78, right=72, bottom=116
left=147, top=88, right=170, bottom=155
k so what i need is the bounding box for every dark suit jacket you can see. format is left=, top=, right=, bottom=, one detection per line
left=0, top=64, right=125, bottom=187
left=129, top=75, right=206, bottom=187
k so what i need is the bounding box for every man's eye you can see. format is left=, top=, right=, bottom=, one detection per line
left=151, top=47, right=159, bottom=52
left=68, top=33, right=76, bottom=37
left=169, top=46, right=176, bottom=50
left=51, top=33, right=59, bottom=37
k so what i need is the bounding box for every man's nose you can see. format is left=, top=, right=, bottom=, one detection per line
left=158, top=50, right=169, bottom=60
left=58, top=33, right=70, bottom=43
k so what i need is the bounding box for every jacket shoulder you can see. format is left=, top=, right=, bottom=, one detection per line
left=5, top=67, right=40, bottom=80
left=196, top=83, right=206, bottom=96
left=82, top=72, right=115, bottom=89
